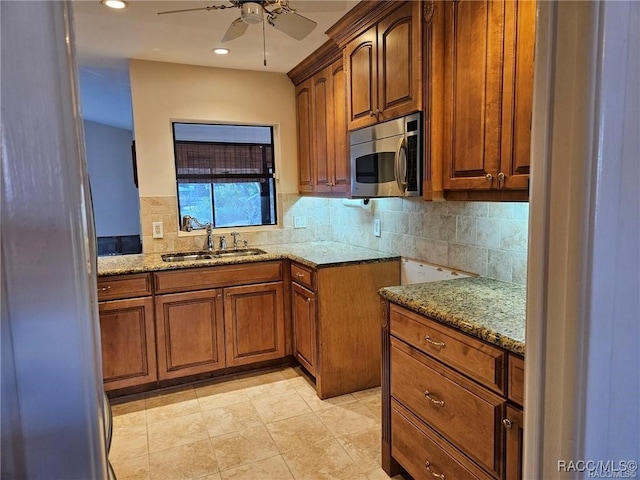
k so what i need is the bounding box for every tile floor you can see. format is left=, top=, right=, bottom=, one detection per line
left=109, top=366, right=408, bottom=480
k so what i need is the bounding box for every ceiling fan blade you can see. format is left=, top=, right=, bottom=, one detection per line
left=269, top=12, right=317, bottom=40
left=222, top=17, right=249, bottom=42
left=157, top=3, right=235, bottom=16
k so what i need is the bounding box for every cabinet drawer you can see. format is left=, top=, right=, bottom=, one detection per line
left=391, top=338, right=504, bottom=478
left=154, top=261, right=282, bottom=294
left=97, top=273, right=152, bottom=301
left=290, top=262, right=315, bottom=290
left=392, top=400, right=494, bottom=480
left=390, top=304, right=506, bottom=394
left=508, top=354, right=525, bottom=406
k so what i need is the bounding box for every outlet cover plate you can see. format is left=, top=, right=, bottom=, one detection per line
left=373, top=219, right=381, bottom=237
left=293, top=216, right=307, bottom=229
left=152, top=221, right=164, bottom=239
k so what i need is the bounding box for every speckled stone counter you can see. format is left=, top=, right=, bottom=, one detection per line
left=379, top=277, right=525, bottom=355
left=98, top=241, right=399, bottom=277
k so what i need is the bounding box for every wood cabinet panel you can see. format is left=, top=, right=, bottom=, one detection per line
left=312, top=70, right=331, bottom=193
left=290, top=262, right=315, bottom=290
left=155, top=289, right=225, bottom=380
left=154, top=261, right=282, bottom=294
left=508, top=354, right=525, bottom=406
left=328, top=59, right=350, bottom=192
left=292, top=283, right=316, bottom=376
left=99, top=297, right=157, bottom=391
left=97, top=273, right=151, bottom=301
left=391, top=339, right=504, bottom=478
left=504, top=404, right=524, bottom=480
left=391, top=400, right=494, bottom=480
left=295, top=80, right=314, bottom=193
left=390, top=304, right=506, bottom=394
left=346, top=26, right=377, bottom=130
left=224, top=282, right=285, bottom=367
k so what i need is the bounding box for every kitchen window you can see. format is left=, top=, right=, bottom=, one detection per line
left=172, top=123, right=277, bottom=228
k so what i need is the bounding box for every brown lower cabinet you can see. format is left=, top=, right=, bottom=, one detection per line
left=155, top=289, right=226, bottom=380
left=99, top=296, right=157, bottom=391
left=381, top=301, right=525, bottom=479
left=291, top=282, right=317, bottom=376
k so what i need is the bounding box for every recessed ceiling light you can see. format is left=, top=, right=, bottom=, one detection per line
left=101, top=0, right=128, bottom=9
left=213, top=48, right=230, bottom=55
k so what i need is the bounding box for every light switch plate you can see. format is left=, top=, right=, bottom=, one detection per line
left=152, top=221, right=164, bottom=239
left=373, top=219, right=381, bottom=237
left=293, top=216, right=307, bottom=229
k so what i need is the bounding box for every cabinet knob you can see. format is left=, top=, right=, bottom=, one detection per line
left=503, top=418, right=513, bottom=429
left=424, top=461, right=445, bottom=479
left=485, top=173, right=493, bottom=181
left=295, top=273, right=304, bottom=278
left=307, top=298, right=313, bottom=303
left=497, top=172, right=506, bottom=188
left=226, top=293, right=231, bottom=298
left=100, top=285, right=111, bottom=292
left=217, top=294, right=222, bottom=299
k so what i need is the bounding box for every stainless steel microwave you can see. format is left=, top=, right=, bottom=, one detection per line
left=349, top=112, right=421, bottom=198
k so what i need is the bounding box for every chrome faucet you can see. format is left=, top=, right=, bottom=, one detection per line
left=219, top=235, right=227, bottom=251
left=204, top=224, right=214, bottom=252
left=231, top=231, right=241, bottom=249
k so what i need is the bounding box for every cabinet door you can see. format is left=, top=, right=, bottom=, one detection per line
left=504, top=405, right=524, bottom=480
left=328, top=58, right=350, bottom=193
left=345, top=25, right=378, bottom=130
left=311, top=67, right=332, bottom=193
left=296, top=79, right=314, bottom=193
left=224, top=282, right=285, bottom=367
left=443, top=0, right=504, bottom=190
left=99, top=297, right=157, bottom=391
left=292, top=283, right=316, bottom=376
left=500, top=0, right=535, bottom=190
left=377, top=1, right=421, bottom=122
left=155, top=289, right=225, bottom=380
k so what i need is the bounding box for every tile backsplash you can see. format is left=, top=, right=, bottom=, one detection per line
left=140, top=193, right=528, bottom=285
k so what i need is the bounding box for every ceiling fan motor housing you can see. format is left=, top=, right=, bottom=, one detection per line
left=240, top=1, right=264, bottom=24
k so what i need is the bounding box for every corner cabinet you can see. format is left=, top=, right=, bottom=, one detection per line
left=97, top=274, right=157, bottom=391
left=343, top=1, right=422, bottom=130
left=440, top=0, right=536, bottom=198
left=291, top=42, right=349, bottom=196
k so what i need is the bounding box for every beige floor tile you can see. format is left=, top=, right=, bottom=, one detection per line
left=237, top=370, right=287, bottom=388
left=110, top=424, right=148, bottom=461
left=316, top=402, right=379, bottom=438
left=111, top=454, right=149, bottom=480
left=337, top=429, right=381, bottom=472
left=352, top=387, right=381, bottom=402
left=202, top=401, right=263, bottom=438
left=251, top=390, right=311, bottom=424
left=244, top=376, right=296, bottom=400
left=296, top=382, right=358, bottom=412
left=148, top=439, right=218, bottom=480
left=219, top=455, right=294, bottom=480
left=196, top=379, right=250, bottom=411
left=365, top=467, right=392, bottom=480
left=282, top=438, right=362, bottom=480
left=147, top=411, right=208, bottom=453
left=279, top=366, right=305, bottom=380
left=210, top=425, right=280, bottom=471
left=265, top=412, right=334, bottom=453
left=145, top=389, right=201, bottom=424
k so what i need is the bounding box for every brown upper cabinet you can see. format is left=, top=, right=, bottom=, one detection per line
left=290, top=43, right=349, bottom=196
left=337, top=2, right=422, bottom=130
left=437, top=0, right=536, bottom=199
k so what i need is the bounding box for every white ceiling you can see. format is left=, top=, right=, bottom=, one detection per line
left=73, top=0, right=358, bottom=130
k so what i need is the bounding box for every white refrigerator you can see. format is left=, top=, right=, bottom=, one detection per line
left=2, top=1, right=110, bottom=478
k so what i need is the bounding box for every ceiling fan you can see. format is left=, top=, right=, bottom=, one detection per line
left=157, top=0, right=318, bottom=43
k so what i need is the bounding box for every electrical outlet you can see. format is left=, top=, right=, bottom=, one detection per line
left=373, top=219, right=381, bottom=237
left=152, top=221, right=164, bottom=239
left=293, top=216, right=307, bottom=229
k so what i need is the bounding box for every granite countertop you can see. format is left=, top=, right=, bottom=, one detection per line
left=379, top=277, right=525, bottom=355
left=97, top=241, right=400, bottom=276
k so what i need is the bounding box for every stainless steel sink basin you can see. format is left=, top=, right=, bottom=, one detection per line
left=161, top=248, right=266, bottom=262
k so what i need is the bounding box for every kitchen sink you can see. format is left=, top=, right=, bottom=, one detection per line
left=161, top=248, right=267, bottom=262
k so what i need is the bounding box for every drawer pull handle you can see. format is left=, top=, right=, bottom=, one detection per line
left=295, top=273, right=305, bottom=278
left=424, top=390, right=445, bottom=407
left=424, top=461, right=445, bottom=479
left=503, top=418, right=513, bottom=429
left=424, top=335, right=445, bottom=348
left=100, top=286, right=111, bottom=292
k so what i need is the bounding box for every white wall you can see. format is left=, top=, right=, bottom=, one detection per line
left=84, top=120, right=140, bottom=237
left=129, top=59, right=298, bottom=197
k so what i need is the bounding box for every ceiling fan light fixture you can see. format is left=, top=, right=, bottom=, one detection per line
left=101, top=0, right=128, bottom=9
left=240, top=2, right=264, bottom=24
left=213, top=48, right=230, bottom=55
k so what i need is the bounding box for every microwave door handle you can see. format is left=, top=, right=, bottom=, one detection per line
left=395, top=136, right=407, bottom=193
